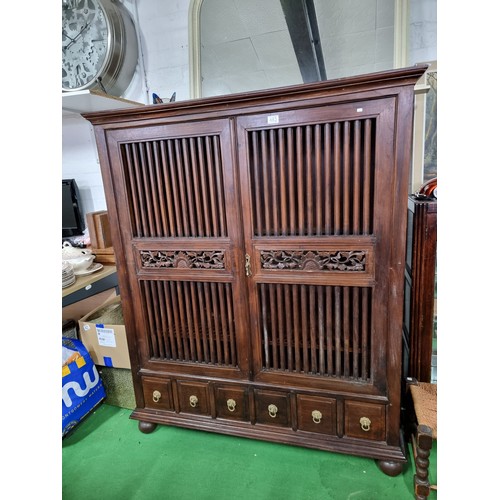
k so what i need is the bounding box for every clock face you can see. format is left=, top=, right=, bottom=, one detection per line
left=62, top=0, right=110, bottom=91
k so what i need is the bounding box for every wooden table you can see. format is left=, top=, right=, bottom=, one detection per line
left=62, top=265, right=119, bottom=308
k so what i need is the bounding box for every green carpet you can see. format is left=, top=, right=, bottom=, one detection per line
left=63, top=404, right=435, bottom=500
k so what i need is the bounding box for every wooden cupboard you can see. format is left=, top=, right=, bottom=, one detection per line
left=83, top=65, right=427, bottom=475
left=403, top=195, right=438, bottom=383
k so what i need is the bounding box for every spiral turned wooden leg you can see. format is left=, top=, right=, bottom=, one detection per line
left=414, top=424, right=433, bottom=499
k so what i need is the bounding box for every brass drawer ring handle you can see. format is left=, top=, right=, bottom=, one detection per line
left=152, top=390, right=161, bottom=403
left=312, top=410, right=322, bottom=424
left=360, top=416, right=371, bottom=432
left=227, top=398, right=237, bottom=412
left=189, top=395, right=199, bottom=408
left=268, top=404, right=278, bottom=418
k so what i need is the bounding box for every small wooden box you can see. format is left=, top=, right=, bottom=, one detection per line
left=86, top=211, right=115, bottom=264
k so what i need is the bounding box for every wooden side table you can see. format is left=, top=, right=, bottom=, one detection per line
left=62, top=265, right=119, bottom=308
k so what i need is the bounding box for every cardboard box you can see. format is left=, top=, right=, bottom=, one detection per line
left=79, top=295, right=131, bottom=369
left=62, top=337, right=106, bottom=437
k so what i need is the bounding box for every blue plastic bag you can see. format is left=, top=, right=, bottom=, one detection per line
left=62, top=337, right=106, bottom=437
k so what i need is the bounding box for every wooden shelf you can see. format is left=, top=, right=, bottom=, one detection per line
left=62, top=89, right=144, bottom=115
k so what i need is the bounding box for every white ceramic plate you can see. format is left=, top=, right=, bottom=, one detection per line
left=73, top=263, right=104, bottom=276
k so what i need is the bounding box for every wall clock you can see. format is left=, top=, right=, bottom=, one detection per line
left=62, top=0, right=138, bottom=96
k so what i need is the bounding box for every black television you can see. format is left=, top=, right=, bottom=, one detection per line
left=62, top=179, right=85, bottom=238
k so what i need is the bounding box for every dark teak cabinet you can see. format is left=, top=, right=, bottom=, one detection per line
left=84, top=65, right=427, bottom=475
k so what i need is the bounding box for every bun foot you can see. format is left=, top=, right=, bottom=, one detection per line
left=138, top=421, right=157, bottom=434
left=376, top=459, right=403, bottom=476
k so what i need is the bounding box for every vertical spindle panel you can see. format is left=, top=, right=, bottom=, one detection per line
left=218, top=282, right=230, bottom=365
left=210, top=282, right=222, bottom=363
left=362, top=287, right=370, bottom=380
left=205, top=136, right=220, bottom=238
left=363, top=119, right=373, bottom=234
left=145, top=142, right=162, bottom=237
left=277, top=284, right=285, bottom=369
left=269, top=129, right=279, bottom=235
left=334, top=286, right=342, bottom=376
left=152, top=141, right=169, bottom=237
left=212, top=136, right=227, bottom=236
left=261, top=130, right=271, bottom=236
left=260, top=284, right=270, bottom=368
left=343, top=287, right=351, bottom=376
left=131, top=143, right=149, bottom=237
left=142, top=281, right=159, bottom=358
left=150, top=281, right=166, bottom=358
left=285, top=285, right=293, bottom=371
left=188, top=137, right=205, bottom=237
left=352, top=287, right=360, bottom=378
left=123, top=143, right=140, bottom=236
left=269, top=284, right=278, bottom=368
left=309, top=286, right=317, bottom=373
left=163, top=281, right=177, bottom=360
left=251, top=131, right=263, bottom=236
left=318, top=286, right=325, bottom=375
left=315, top=124, right=323, bottom=235
left=333, top=122, right=342, bottom=235
left=180, top=139, right=197, bottom=236
left=326, top=286, right=333, bottom=375
left=353, top=120, right=361, bottom=235
left=196, top=137, right=212, bottom=236
left=166, top=140, right=185, bottom=237
left=292, top=284, right=301, bottom=373
left=343, top=121, right=351, bottom=234
left=324, top=123, right=332, bottom=235
left=287, top=128, right=296, bottom=235
left=138, top=142, right=156, bottom=237
left=279, top=128, right=288, bottom=236
left=225, top=283, right=237, bottom=365
left=183, top=281, right=198, bottom=361
left=301, top=285, right=309, bottom=373
left=296, top=127, right=305, bottom=235
left=305, top=125, right=314, bottom=235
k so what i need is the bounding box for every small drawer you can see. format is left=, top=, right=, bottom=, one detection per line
left=215, top=385, right=249, bottom=421
left=177, top=380, right=210, bottom=415
left=344, top=401, right=386, bottom=441
left=142, top=377, right=174, bottom=411
left=297, top=395, right=336, bottom=435
left=254, top=389, right=290, bottom=427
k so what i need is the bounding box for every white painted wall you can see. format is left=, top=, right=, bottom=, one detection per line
left=62, top=0, right=436, bottom=222
left=408, top=0, right=437, bottom=65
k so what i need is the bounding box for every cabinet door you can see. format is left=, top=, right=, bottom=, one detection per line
left=103, top=119, right=250, bottom=378
left=236, top=98, right=403, bottom=397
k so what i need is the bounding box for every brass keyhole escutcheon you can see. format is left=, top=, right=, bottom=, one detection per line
left=311, top=410, right=322, bottom=424
left=245, top=253, right=252, bottom=277
left=189, top=395, right=199, bottom=408
left=227, top=399, right=236, bottom=412
left=268, top=404, right=278, bottom=418
left=359, top=416, right=371, bottom=432
left=152, top=390, right=161, bottom=403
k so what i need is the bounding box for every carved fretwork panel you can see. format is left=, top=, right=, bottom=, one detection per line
left=140, top=250, right=226, bottom=270
left=260, top=250, right=366, bottom=272
left=258, top=283, right=372, bottom=381
left=140, top=279, right=238, bottom=367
